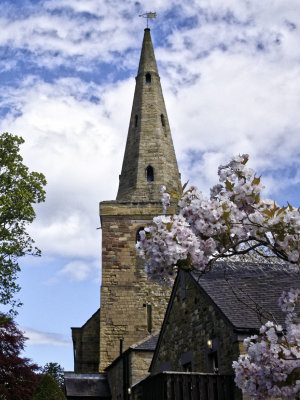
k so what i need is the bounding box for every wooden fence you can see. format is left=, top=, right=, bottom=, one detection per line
left=131, top=372, right=240, bottom=400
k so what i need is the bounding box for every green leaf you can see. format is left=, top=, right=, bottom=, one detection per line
left=181, top=181, right=189, bottom=192
left=277, top=206, right=287, bottom=217
left=166, top=222, right=173, bottom=231
left=225, top=180, right=234, bottom=191
left=223, top=211, right=230, bottom=221
left=252, top=176, right=261, bottom=185
left=262, top=209, right=273, bottom=218
left=0, top=132, right=46, bottom=314
left=254, top=193, right=260, bottom=204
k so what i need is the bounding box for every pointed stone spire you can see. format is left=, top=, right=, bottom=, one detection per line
left=116, top=28, right=181, bottom=202
left=137, top=27, right=159, bottom=76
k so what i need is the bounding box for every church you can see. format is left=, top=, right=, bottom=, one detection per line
left=64, top=27, right=299, bottom=400
left=65, top=27, right=181, bottom=398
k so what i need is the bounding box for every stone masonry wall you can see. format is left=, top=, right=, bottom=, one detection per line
left=72, top=310, right=100, bottom=373
left=107, top=357, right=123, bottom=400
left=129, top=351, right=153, bottom=387
left=117, top=29, right=181, bottom=203
left=152, top=272, right=241, bottom=375
left=107, top=350, right=154, bottom=400
left=99, top=201, right=174, bottom=372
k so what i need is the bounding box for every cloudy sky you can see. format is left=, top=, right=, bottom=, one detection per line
left=1, top=0, right=300, bottom=370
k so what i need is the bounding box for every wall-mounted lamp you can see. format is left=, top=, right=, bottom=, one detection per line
left=207, top=339, right=213, bottom=349
left=128, top=387, right=131, bottom=394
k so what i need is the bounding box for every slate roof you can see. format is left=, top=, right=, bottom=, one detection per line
left=105, top=333, right=159, bottom=371
left=64, top=373, right=111, bottom=398
left=191, top=263, right=300, bottom=331
left=133, top=334, right=159, bottom=351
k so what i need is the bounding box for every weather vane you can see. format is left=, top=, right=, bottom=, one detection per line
left=139, top=11, right=157, bottom=28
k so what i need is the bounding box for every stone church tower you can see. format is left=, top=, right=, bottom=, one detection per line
left=72, top=28, right=181, bottom=374
left=99, top=27, right=181, bottom=372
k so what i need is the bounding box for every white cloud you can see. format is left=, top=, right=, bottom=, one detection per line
left=166, top=49, right=300, bottom=166
left=0, top=76, right=133, bottom=259
left=0, top=0, right=300, bottom=268
left=58, top=259, right=101, bottom=282
left=155, top=2, right=300, bottom=194
left=23, top=327, right=72, bottom=347
left=0, top=0, right=142, bottom=69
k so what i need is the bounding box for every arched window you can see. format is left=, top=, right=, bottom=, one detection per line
left=135, top=115, right=138, bottom=128
left=145, top=73, right=151, bottom=84
left=146, top=165, right=154, bottom=182
left=161, top=114, right=165, bottom=127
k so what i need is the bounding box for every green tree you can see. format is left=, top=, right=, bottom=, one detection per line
left=0, top=132, right=46, bottom=315
left=31, top=374, right=66, bottom=400
left=42, top=362, right=65, bottom=389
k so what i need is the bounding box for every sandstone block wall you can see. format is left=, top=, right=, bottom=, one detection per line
left=117, top=70, right=181, bottom=202
left=130, top=351, right=153, bottom=387
left=107, top=350, right=154, bottom=400
left=107, top=357, right=123, bottom=400
left=99, top=201, right=175, bottom=372
left=72, top=309, right=100, bottom=373
left=117, top=28, right=181, bottom=203
left=152, top=272, right=240, bottom=375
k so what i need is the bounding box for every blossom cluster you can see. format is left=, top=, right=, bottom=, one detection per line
left=136, top=155, right=300, bottom=398
left=137, top=154, right=300, bottom=281
left=233, top=289, right=300, bottom=399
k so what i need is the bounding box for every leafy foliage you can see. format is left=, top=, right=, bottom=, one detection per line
left=0, top=132, right=46, bottom=314
left=0, top=313, right=40, bottom=399
left=31, top=374, right=66, bottom=400
left=42, top=362, right=65, bottom=389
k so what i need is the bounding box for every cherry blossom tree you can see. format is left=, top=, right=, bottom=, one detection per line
left=233, top=289, right=300, bottom=399
left=137, top=154, right=300, bottom=399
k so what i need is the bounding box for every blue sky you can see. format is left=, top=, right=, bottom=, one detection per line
left=1, top=0, right=300, bottom=371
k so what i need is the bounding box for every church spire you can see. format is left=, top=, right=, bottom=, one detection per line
left=137, top=27, right=159, bottom=76
left=116, top=28, right=181, bottom=202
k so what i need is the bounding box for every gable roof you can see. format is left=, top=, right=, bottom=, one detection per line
left=133, top=334, right=159, bottom=351
left=191, top=263, right=299, bottom=330
left=150, top=262, right=299, bottom=372
left=105, top=333, right=159, bottom=371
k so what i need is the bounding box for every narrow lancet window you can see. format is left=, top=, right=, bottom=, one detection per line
left=161, top=114, right=165, bottom=127
left=135, top=114, right=138, bottom=128
left=146, top=165, right=154, bottom=182
left=147, top=304, right=152, bottom=333
left=145, top=73, right=151, bottom=84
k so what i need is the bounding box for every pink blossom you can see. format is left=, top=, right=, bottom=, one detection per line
left=233, top=289, right=300, bottom=399
left=138, top=154, right=300, bottom=398
left=139, top=154, right=300, bottom=280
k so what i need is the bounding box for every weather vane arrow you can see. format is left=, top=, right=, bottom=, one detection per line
left=139, top=11, right=157, bottom=28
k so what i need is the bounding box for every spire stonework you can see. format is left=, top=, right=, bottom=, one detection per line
left=117, top=28, right=181, bottom=201
left=99, top=28, right=181, bottom=372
